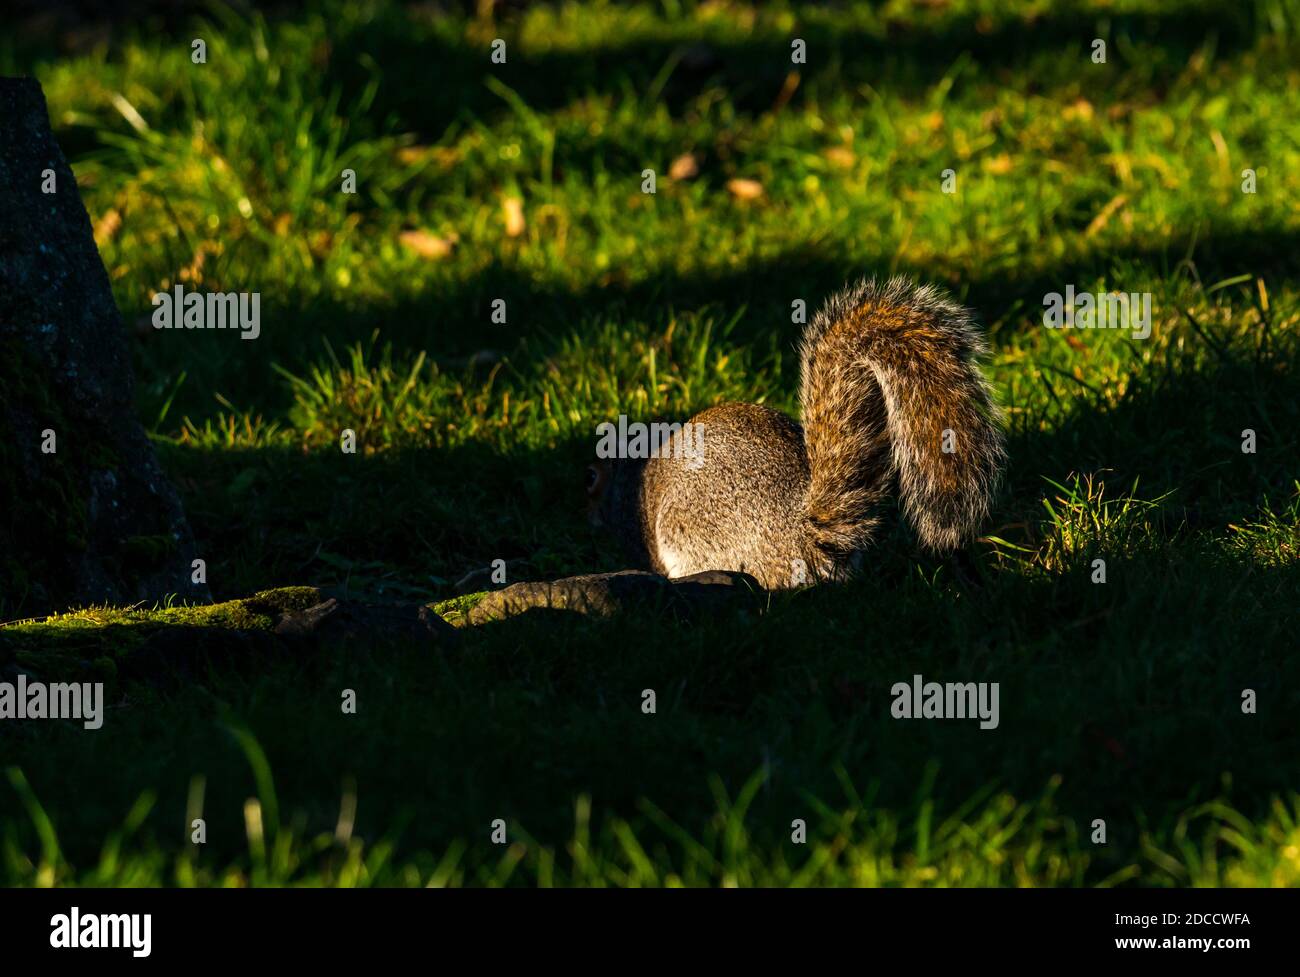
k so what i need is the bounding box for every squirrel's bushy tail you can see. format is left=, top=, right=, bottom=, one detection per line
left=799, top=277, right=1005, bottom=555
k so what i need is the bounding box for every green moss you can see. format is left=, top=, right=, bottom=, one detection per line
left=205, top=586, right=327, bottom=627
left=0, top=586, right=328, bottom=657
left=429, top=591, right=487, bottom=628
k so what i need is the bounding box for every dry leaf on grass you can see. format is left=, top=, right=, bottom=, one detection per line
left=726, top=178, right=764, bottom=200
left=669, top=153, right=699, bottom=181
left=502, top=196, right=526, bottom=237
left=983, top=154, right=1014, bottom=175
left=399, top=229, right=457, bottom=259
left=823, top=146, right=855, bottom=169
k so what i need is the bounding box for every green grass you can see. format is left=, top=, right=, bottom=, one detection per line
left=1, top=0, right=1298, bottom=886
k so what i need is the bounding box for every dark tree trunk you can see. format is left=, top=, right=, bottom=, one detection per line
left=0, top=76, right=209, bottom=618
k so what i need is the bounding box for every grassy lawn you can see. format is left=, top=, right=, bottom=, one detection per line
left=1, top=0, right=1299, bottom=886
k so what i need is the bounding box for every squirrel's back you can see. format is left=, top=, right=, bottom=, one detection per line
left=589, top=277, right=1005, bottom=590
left=638, top=401, right=835, bottom=587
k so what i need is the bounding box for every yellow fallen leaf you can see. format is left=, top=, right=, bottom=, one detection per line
left=983, top=154, right=1014, bottom=175
left=399, top=229, right=456, bottom=259
left=823, top=146, right=855, bottom=169
left=726, top=178, right=764, bottom=200
left=502, top=196, right=526, bottom=237
left=669, top=153, right=699, bottom=181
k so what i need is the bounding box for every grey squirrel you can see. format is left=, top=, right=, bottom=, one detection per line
left=586, top=277, right=1006, bottom=589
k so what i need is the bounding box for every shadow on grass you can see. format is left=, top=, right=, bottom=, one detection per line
left=2, top=500, right=1297, bottom=875
left=7, top=0, right=1291, bottom=139
left=128, top=219, right=1300, bottom=424
left=322, top=0, right=1287, bottom=137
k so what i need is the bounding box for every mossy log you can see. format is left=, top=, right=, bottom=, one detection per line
left=0, top=587, right=458, bottom=692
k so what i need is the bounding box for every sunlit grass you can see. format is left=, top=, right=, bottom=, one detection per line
left=8, top=760, right=1300, bottom=887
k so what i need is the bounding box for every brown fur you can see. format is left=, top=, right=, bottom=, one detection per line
left=589, top=278, right=1005, bottom=589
